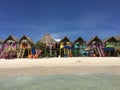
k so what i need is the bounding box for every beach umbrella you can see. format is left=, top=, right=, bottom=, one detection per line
left=63, top=46, right=72, bottom=49
left=104, top=47, right=114, bottom=51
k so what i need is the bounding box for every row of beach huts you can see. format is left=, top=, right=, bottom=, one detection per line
left=0, top=34, right=120, bottom=59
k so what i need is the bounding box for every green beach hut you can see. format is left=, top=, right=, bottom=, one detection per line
left=114, top=35, right=120, bottom=56
left=73, top=37, right=86, bottom=57
left=103, top=36, right=118, bottom=57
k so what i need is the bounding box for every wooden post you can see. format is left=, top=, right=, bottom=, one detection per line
left=45, top=43, right=46, bottom=57
left=60, top=43, right=61, bottom=57
left=60, top=48, right=61, bottom=57
left=109, top=50, right=110, bottom=57
left=49, top=42, right=52, bottom=57
left=28, top=48, right=29, bottom=57
left=64, top=48, right=65, bottom=57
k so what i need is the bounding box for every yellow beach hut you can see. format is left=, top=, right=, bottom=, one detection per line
left=59, top=36, right=72, bottom=57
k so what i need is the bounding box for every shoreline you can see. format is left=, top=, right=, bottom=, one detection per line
left=0, top=57, right=120, bottom=77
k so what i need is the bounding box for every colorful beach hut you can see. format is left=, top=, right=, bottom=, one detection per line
left=103, top=36, right=118, bottom=57
left=114, top=36, right=120, bottom=56
left=17, top=35, right=34, bottom=58
left=0, top=35, right=19, bottom=59
left=73, top=37, right=87, bottom=57
left=39, top=34, right=57, bottom=57
left=0, top=39, right=3, bottom=58
left=87, top=36, right=104, bottom=57
left=59, top=36, right=72, bottom=57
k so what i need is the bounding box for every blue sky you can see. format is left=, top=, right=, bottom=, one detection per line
left=0, top=0, right=120, bottom=42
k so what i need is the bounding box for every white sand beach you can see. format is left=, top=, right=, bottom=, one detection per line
left=0, top=57, right=120, bottom=77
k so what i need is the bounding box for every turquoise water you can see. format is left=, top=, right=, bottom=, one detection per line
left=0, top=74, right=120, bottom=90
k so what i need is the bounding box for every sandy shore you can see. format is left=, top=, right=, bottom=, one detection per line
left=0, top=57, right=120, bottom=77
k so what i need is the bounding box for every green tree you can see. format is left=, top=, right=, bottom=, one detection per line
left=35, top=41, right=45, bottom=50
left=35, top=41, right=46, bottom=57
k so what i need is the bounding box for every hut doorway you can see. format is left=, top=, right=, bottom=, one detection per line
left=60, top=48, right=64, bottom=57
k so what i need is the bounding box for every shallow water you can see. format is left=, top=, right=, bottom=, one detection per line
left=0, top=74, right=120, bottom=90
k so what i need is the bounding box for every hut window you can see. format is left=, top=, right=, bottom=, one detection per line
left=63, top=42, right=66, bottom=46
left=116, top=42, right=118, bottom=46
left=74, top=43, right=80, bottom=48
left=118, top=43, right=119, bottom=46
left=112, top=42, right=115, bottom=45
left=105, top=42, right=108, bottom=46
left=109, top=42, right=111, bottom=45
left=22, top=42, right=27, bottom=48
left=83, top=42, right=86, bottom=45
left=116, top=43, right=118, bottom=46
left=26, top=44, right=28, bottom=47
left=92, top=41, right=96, bottom=44
left=9, top=42, right=13, bottom=46
left=67, top=42, right=71, bottom=46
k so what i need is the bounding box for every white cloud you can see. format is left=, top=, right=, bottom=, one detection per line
left=54, top=39, right=61, bottom=42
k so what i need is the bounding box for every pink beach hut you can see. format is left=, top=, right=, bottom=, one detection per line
left=87, top=36, right=104, bottom=57
left=0, top=35, right=19, bottom=59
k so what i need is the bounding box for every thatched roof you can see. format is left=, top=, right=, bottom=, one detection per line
left=39, top=34, right=56, bottom=44
left=59, top=36, right=71, bottom=43
left=87, top=36, right=102, bottom=45
left=73, top=37, right=86, bottom=44
left=19, top=35, right=34, bottom=44
left=4, top=35, right=19, bottom=44
left=103, top=36, right=118, bottom=44
left=0, top=39, right=3, bottom=44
